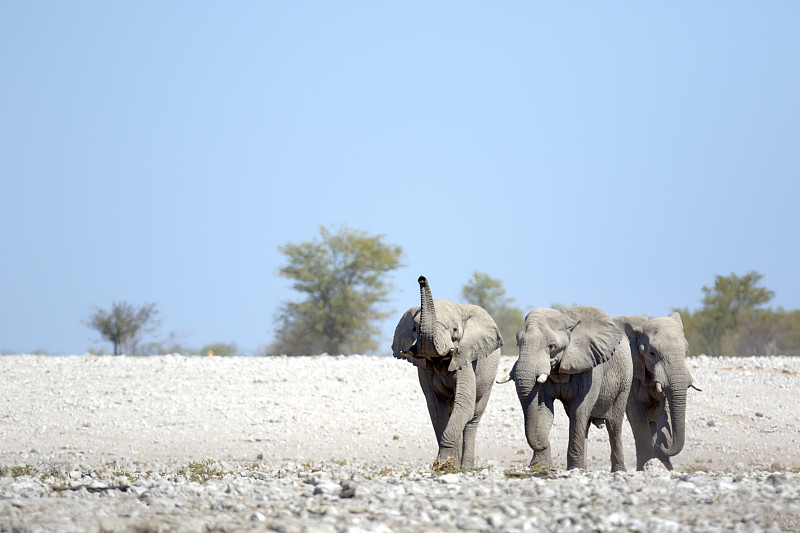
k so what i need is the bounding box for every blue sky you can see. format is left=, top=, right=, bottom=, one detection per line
left=2, top=2, right=798, bottom=355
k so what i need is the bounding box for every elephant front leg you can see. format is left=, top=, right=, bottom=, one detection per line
left=436, top=366, right=476, bottom=468
left=627, top=393, right=657, bottom=470
left=605, top=414, right=627, bottom=472
left=566, top=409, right=591, bottom=470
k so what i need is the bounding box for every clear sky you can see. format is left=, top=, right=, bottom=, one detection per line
left=2, top=2, right=798, bottom=355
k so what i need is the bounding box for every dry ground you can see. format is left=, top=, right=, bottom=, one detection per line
left=1, top=354, right=798, bottom=474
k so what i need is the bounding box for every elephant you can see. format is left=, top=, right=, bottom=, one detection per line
left=614, top=313, right=701, bottom=471
left=392, top=276, right=503, bottom=469
left=500, top=306, right=632, bottom=471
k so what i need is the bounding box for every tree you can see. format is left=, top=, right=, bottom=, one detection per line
left=85, top=301, right=161, bottom=355
left=697, top=271, right=774, bottom=355
left=269, top=225, right=404, bottom=356
left=675, top=271, right=788, bottom=356
left=461, top=271, right=524, bottom=356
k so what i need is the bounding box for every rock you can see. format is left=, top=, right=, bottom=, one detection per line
left=313, top=481, right=342, bottom=496
left=339, top=481, right=357, bottom=498
left=644, top=458, right=670, bottom=478
left=438, top=473, right=461, bottom=484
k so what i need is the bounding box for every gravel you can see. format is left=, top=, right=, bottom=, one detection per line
left=1, top=354, right=800, bottom=532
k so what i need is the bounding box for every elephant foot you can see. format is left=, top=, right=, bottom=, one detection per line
left=529, top=451, right=552, bottom=470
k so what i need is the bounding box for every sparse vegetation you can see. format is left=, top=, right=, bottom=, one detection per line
left=186, top=459, right=225, bottom=483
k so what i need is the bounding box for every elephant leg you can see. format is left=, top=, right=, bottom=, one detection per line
left=460, top=385, right=493, bottom=469
left=566, top=405, right=591, bottom=470
left=461, top=353, right=500, bottom=469
left=437, top=365, right=476, bottom=467
left=417, top=367, right=449, bottom=449
left=605, top=411, right=627, bottom=472
left=627, top=397, right=656, bottom=471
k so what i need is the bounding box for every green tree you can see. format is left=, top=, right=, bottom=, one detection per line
left=672, top=307, right=707, bottom=357
left=269, top=225, right=404, bottom=356
left=461, top=271, right=524, bottom=356
left=85, top=301, right=161, bottom=355
left=697, top=271, right=774, bottom=355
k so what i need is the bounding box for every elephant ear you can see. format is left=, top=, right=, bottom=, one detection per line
left=614, top=315, right=649, bottom=381
left=447, top=305, right=503, bottom=372
left=392, top=307, right=425, bottom=368
left=558, top=306, right=623, bottom=374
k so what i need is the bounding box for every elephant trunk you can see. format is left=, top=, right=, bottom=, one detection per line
left=657, top=376, right=687, bottom=457
left=417, top=276, right=450, bottom=358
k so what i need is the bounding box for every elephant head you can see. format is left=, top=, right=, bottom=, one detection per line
left=511, top=306, right=622, bottom=387
left=616, top=312, right=698, bottom=459
left=392, top=276, right=502, bottom=372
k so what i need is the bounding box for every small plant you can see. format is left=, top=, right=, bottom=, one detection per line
left=4, top=465, right=37, bottom=478
left=187, top=459, right=225, bottom=483
left=682, top=464, right=711, bottom=474
left=431, top=457, right=462, bottom=475
left=114, top=470, right=136, bottom=483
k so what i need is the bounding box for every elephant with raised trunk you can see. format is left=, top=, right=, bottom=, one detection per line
left=614, top=313, right=701, bottom=471
left=501, top=306, right=632, bottom=471
left=392, top=276, right=503, bottom=469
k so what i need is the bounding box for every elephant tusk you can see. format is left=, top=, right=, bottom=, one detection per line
left=690, top=382, right=703, bottom=392
left=536, top=374, right=548, bottom=384
left=496, top=374, right=513, bottom=384
left=655, top=381, right=663, bottom=394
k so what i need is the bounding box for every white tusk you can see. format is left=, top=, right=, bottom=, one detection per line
left=496, top=374, right=513, bottom=384
left=690, top=382, right=703, bottom=392
left=655, top=382, right=663, bottom=394
left=536, top=374, right=548, bottom=384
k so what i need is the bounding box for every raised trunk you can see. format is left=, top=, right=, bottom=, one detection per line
left=657, top=379, right=687, bottom=456
left=417, top=276, right=449, bottom=357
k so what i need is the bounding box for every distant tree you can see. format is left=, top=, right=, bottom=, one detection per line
left=775, top=309, right=800, bottom=355
left=201, top=342, right=238, bottom=357
left=672, top=307, right=707, bottom=357
left=675, top=271, right=791, bottom=356
left=697, top=271, right=774, bottom=355
left=269, top=225, right=404, bottom=356
left=461, top=271, right=524, bottom=356
left=85, top=301, right=161, bottom=355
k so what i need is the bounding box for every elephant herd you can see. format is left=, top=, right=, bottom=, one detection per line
left=392, top=276, right=701, bottom=472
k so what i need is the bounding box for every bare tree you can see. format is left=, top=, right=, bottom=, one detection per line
left=85, top=301, right=161, bottom=355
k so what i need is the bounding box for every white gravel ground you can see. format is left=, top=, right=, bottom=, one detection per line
left=1, top=354, right=799, bottom=532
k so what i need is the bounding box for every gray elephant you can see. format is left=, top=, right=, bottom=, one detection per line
left=501, top=306, right=632, bottom=471
left=392, top=276, right=503, bottom=469
left=614, top=313, right=701, bottom=471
